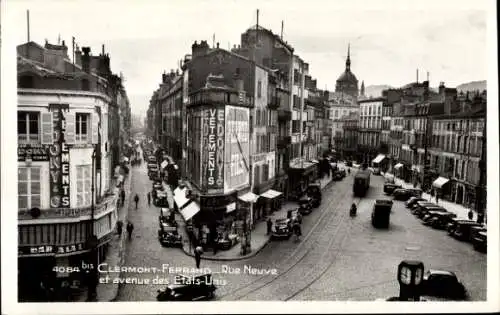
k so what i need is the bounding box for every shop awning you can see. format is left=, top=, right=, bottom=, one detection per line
left=173, top=187, right=190, bottom=209
left=226, top=202, right=236, bottom=213
left=394, top=163, right=404, bottom=170
left=160, top=160, right=169, bottom=169
left=310, top=159, right=319, bottom=164
left=372, top=154, right=386, bottom=164
left=180, top=201, right=200, bottom=221
left=432, top=177, right=450, bottom=189
left=260, top=189, right=283, bottom=199
left=238, top=191, right=260, bottom=203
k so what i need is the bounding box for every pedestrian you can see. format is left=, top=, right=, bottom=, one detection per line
left=194, top=245, right=203, bottom=268
left=120, top=190, right=126, bottom=207
left=468, top=209, right=474, bottom=220
left=296, top=213, right=303, bottom=225
left=147, top=192, right=151, bottom=206
left=266, top=218, right=273, bottom=235
left=116, top=220, right=123, bottom=236
left=126, top=222, right=134, bottom=240
left=134, top=194, right=139, bottom=209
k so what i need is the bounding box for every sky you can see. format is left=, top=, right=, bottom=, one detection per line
left=3, top=0, right=492, bottom=118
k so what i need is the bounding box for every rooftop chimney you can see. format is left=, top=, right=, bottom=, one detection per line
left=81, top=47, right=91, bottom=72
left=74, top=45, right=82, bottom=66
left=162, top=71, right=167, bottom=84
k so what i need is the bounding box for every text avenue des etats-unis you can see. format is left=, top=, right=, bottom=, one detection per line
left=97, top=263, right=278, bottom=276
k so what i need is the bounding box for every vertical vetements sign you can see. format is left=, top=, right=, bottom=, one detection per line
left=49, top=105, right=71, bottom=208
left=202, top=107, right=225, bottom=191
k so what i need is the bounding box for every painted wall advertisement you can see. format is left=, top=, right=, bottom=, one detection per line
left=201, top=106, right=225, bottom=192
left=224, top=106, right=250, bottom=193
left=18, top=143, right=50, bottom=162
left=49, top=105, right=71, bottom=208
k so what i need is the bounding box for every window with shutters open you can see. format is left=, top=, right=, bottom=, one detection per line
left=18, top=167, right=41, bottom=210
left=18, top=111, right=40, bottom=143
left=75, top=113, right=89, bottom=143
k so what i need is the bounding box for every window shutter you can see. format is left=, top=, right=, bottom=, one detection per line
left=91, top=113, right=99, bottom=144
left=41, top=112, right=53, bottom=144
left=65, top=113, right=76, bottom=144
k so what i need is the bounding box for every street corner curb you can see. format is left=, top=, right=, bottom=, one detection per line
left=181, top=237, right=271, bottom=262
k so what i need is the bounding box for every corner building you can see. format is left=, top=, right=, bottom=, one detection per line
left=16, top=40, right=123, bottom=300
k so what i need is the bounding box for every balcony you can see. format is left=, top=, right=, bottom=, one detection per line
left=267, top=96, right=280, bottom=109
left=187, top=88, right=254, bottom=108
left=278, top=109, right=292, bottom=121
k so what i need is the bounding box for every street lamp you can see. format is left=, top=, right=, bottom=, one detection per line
left=86, top=146, right=98, bottom=301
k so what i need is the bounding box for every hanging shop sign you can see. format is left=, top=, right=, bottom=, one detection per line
left=202, top=107, right=225, bottom=192
left=49, top=106, right=71, bottom=208
left=18, top=143, right=50, bottom=162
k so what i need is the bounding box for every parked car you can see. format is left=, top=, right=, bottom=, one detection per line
left=153, top=180, right=163, bottom=191
left=416, top=205, right=448, bottom=220
left=392, top=188, right=422, bottom=201
left=156, top=274, right=216, bottom=301
left=371, top=199, right=393, bottom=229
left=383, top=183, right=402, bottom=195
left=272, top=218, right=292, bottom=239
left=421, top=270, right=467, bottom=300
left=472, top=230, right=487, bottom=252
left=298, top=195, right=313, bottom=215
left=421, top=211, right=456, bottom=226
left=448, top=220, right=484, bottom=241
left=405, top=196, right=427, bottom=208
left=411, top=201, right=437, bottom=215
left=148, top=155, right=157, bottom=163
left=427, top=212, right=458, bottom=230
left=306, top=183, right=322, bottom=208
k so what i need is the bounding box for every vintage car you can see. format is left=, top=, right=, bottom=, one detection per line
left=159, top=208, right=176, bottom=225
left=405, top=196, right=427, bottom=208
left=306, top=183, right=322, bottom=207
left=416, top=205, right=448, bottom=220
left=472, top=230, right=487, bottom=252
left=392, top=188, right=423, bottom=201
left=272, top=218, right=292, bottom=239
left=447, top=220, right=484, bottom=241
left=158, top=228, right=183, bottom=247
left=426, top=212, right=457, bottom=230
left=371, top=199, right=393, bottom=229
left=156, top=274, right=216, bottom=301
left=383, top=183, right=403, bottom=195
left=216, top=234, right=240, bottom=250
left=410, top=201, right=437, bottom=215
left=421, top=211, right=455, bottom=226
left=298, top=195, right=314, bottom=215
left=153, top=180, right=163, bottom=191
left=148, top=155, right=157, bottom=163
left=421, top=270, right=467, bottom=300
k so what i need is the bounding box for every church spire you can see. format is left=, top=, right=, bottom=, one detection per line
left=360, top=80, right=365, bottom=97
left=346, top=43, right=351, bottom=72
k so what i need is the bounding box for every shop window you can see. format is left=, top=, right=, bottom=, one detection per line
left=76, top=113, right=89, bottom=142
left=18, top=111, right=39, bottom=143
left=18, top=167, right=41, bottom=210
left=76, top=165, right=92, bottom=207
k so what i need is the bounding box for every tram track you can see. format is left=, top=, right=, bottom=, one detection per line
left=220, top=176, right=363, bottom=301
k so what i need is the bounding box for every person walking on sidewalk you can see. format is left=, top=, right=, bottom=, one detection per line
left=194, top=245, right=203, bottom=268
left=126, top=222, right=134, bottom=240
left=120, top=190, right=126, bottom=207
left=147, top=192, right=151, bottom=206
left=468, top=209, right=474, bottom=220
left=267, top=218, right=273, bottom=235
left=116, top=220, right=123, bottom=236
left=134, top=194, right=139, bottom=209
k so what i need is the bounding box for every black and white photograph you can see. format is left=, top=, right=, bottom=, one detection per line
left=1, top=0, right=498, bottom=314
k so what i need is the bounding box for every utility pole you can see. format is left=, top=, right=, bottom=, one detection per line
left=87, top=146, right=98, bottom=301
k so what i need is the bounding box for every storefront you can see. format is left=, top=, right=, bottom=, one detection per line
left=432, top=176, right=451, bottom=200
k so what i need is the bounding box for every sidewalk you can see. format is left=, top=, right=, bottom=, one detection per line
left=77, top=162, right=134, bottom=302
left=172, top=174, right=333, bottom=261
left=386, top=172, right=480, bottom=222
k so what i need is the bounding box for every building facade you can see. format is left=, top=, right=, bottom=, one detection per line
left=357, top=97, right=384, bottom=163
left=16, top=40, right=129, bottom=300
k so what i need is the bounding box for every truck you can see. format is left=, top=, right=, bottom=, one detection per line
left=353, top=169, right=371, bottom=196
